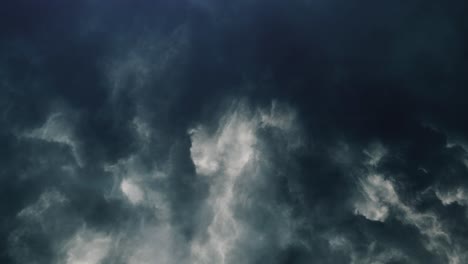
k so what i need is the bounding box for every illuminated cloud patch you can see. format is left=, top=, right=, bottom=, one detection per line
left=353, top=145, right=468, bottom=263
left=63, top=229, right=112, bottom=264
left=120, top=178, right=144, bottom=205
left=188, top=102, right=305, bottom=264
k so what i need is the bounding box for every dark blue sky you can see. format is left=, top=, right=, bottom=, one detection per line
left=1, top=1, right=468, bottom=263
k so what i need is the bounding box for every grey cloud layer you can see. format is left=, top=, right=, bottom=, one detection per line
left=1, top=0, right=468, bottom=263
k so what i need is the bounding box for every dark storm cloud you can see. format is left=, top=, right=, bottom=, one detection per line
left=1, top=0, right=468, bottom=263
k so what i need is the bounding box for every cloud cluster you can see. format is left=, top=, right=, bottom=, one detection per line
left=1, top=0, right=468, bottom=263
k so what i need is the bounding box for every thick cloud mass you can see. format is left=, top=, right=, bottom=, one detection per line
left=1, top=0, right=468, bottom=263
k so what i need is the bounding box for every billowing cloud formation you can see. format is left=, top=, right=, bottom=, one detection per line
left=1, top=0, right=468, bottom=263
left=120, top=179, right=144, bottom=205
left=189, top=102, right=304, bottom=264
left=352, top=146, right=468, bottom=264
left=64, top=229, right=112, bottom=264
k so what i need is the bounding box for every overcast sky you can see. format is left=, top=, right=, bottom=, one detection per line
left=1, top=1, right=468, bottom=263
